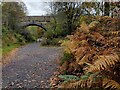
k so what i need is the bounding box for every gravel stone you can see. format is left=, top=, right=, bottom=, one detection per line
left=2, top=43, right=63, bottom=88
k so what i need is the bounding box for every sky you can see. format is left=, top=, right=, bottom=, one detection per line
left=22, top=0, right=50, bottom=16
left=3, top=0, right=119, bottom=16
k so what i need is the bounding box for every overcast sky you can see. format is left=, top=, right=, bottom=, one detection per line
left=22, top=0, right=50, bottom=16
left=4, top=0, right=119, bottom=16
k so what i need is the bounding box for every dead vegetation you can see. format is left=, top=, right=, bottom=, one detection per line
left=50, top=16, right=120, bottom=90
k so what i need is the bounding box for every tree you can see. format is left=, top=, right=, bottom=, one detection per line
left=49, top=2, right=83, bottom=36
left=104, top=2, right=110, bottom=16
left=2, top=2, right=27, bottom=31
left=46, top=1, right=120, bottom=39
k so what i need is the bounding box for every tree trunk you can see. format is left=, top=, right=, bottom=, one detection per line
left=104, top=2, right=110, bottom=16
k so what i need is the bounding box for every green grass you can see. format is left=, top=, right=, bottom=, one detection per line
left=2, top=44, right=20, bottom=56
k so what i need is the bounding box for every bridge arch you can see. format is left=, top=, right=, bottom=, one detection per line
left=23, top=23, right=47, bottom=31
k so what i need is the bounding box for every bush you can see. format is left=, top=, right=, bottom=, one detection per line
left=41, top=38, right=49, bottom=46
left=60, top=52, right=74, bottom=65
left=44, top=29, right=55, bottom=39
left=58, top=17, right=120, bottom=89
left=41, top=38, right=62, bottom=46
left=14, top=33, right=26, bottom=44
left=21, top=29, right=36, bottom=42
left=42, top=19, right=71, bottom=46
left=2, top=26, right=26, bottom=47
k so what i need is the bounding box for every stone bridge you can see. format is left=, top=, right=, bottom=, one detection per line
left=21, top=16, right=52, bottom=31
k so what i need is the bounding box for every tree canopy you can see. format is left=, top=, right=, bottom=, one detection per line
left=2, top=2, right=27, bottom=31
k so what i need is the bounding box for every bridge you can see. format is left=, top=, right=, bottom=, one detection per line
left=21, top=16, right=52, bottom=31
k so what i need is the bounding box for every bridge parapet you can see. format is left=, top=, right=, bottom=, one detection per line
left=22, top=16, right=52, bottom=23
left=21, top=21, right=47, bottom=26
left=20, top=16, right=52, bottom=31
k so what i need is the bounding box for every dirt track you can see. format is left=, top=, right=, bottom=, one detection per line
left=2, top=43, right=62, bottom=88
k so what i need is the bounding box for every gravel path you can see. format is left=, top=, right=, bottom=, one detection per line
left=2, top=43, right=62, bottom=89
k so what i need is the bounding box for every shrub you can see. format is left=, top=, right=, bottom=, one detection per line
left=41, top=38, right=62, bottom=46
left=60, top=52, right=74, bottom=65
left=2, top=26, right=26, bottom=47
left=57, top=16, right=120, bottom=89
left=14, top=33, right=26, bottom=44
left=41, top=38, right=49, bottom=46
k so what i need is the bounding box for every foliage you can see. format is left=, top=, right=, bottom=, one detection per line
left=14, top=33, right=26, bottom=44
left=2, top=26, right=26, bottom=56
left=50, top=38, right=62, bottom=46
left=86, top=54, right=119, bottom=73
left=48, top=2, right=120, bottom=38
left=43, top=29, right=55, bottom=39
left=43, top=2, right=120, bottom=46
left=42, top=2, right=120, bottom=46
left=2, top=2, right=27, bottom=31
left=2, top=2, right=40, bottom=44
left=2, top=2, right=28, bottom=56
left=41, top=38, right=49, bottom=46
left=41, top=37, right=62, bottom=46
left=2, top=44, right=20, bottom=56
left=42, top=18, right=66, bottom=46
left=22, top=26, right=44, bottom=42
left=57, top=16, right=120, bottom=89
left=49, top=2, right=83, bottom=36
left=2, top=27, right=26, bottom=47
left=60, top=52, right=74, bottom=65
left=58, top=75, right=80, bottom=82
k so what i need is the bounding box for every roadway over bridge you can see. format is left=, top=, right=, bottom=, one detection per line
left=21, top=16, right=52, bottom=31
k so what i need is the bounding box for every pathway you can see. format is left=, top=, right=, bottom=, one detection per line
left=2, top=43, right=62, bottom=89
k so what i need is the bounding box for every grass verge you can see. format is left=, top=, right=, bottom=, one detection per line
left=2, top=44, right=21, bottom=57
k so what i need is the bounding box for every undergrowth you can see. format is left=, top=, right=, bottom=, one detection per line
left=51, top=16, right=120, bottom=90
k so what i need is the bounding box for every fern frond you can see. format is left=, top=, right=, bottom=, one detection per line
left=68, top=62, right=79, bottom=71
left=58, top=79, right=91, bottom=88
left=91, top=32, right=105, bottom=42
left=102, top=78, right=120, bottom=90
left=86, top=54, right=119, bottom=72
left=58, top=74, right=99, bottom=89
left=75, top=47, right=88, bottom=62
left=61, top=40, right=80, bottom=54
left=80, top=22, right=90, bottom=33
left=89, top=21, right=99, bottom=30
left=78, top=54, right=89, bottom=65
left=58, top=75, right=80, bottom=82
left=111, top=31, right=120, bottom=36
